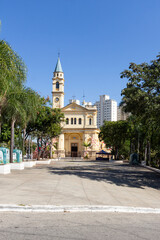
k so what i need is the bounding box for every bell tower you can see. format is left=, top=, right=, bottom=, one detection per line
left=52, top=57, right=64, bottom=108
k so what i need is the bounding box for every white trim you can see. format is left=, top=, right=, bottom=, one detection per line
left=0, top=164, right=11, bottom=174
left=0, top=205, right=160, bottom=213
left=10, top=163, right=24, bottom=170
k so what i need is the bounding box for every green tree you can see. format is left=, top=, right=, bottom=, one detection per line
left=26, top=106, right=64, bottom=159
left=0, top=40, right=26, bottom=137
left=20, top=88, right=42, bottom=157
left=83, top=140, right=91, bottom=158
left=0, top=123, right=11, bottom=147
left=99, top=121, right=130, bottom=159
left=3, top=85, right=27, bottom=162
left=83, top=141, right=91, bottom=150
left=120, top=55, right=160, bottom=166
left=1, top=85, right=43, bottom=161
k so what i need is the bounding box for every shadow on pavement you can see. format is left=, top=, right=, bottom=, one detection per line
left=47, top=161, right=160, bottom=190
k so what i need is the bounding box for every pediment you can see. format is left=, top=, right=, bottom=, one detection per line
left=62, top=103, right=87, bottom=112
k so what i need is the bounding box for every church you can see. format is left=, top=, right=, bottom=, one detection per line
left=52, top=57, right=100, bottom=158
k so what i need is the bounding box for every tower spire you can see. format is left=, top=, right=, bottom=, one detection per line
left=54, top=56, right=63, bottom=72
left=52, top=57, right=64, bottom=109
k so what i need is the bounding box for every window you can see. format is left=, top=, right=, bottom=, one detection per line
left=71, top=118, right=73, bottom=124
left=56, top=81, right=59, bottom=89
left=74, top=118, right=76, bottom=124
left=79, top=118, right=82, bottom=124
left=66, top=118, right=69, bottom=124
left=57, top=73, right=59, bottom=77
left=89, top=118, right=92, bottom=125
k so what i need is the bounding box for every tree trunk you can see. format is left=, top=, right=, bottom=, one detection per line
left=130, top=141, right=132, bottom=155
left=0, top=106, right=2, bottom=140
left=22, top=127, right=26, bottom=161
left=10, top=118, right=16, bottom=163
left=37, top=138, right=40, bottom=160
left=31, top=136, right=33, bottom=160
left=144, top=145, right=147, bottom=164
left=117, top=148, right=119, bottom=160
left=114, top=147, right=116, bottom=160
left=147, top=141, right=151, bottom=166
left=50, top=143, right=52, bottom=159
left=28, top=136, right=30, bottom=159
left=42, top=142, right=46, bottom=159
left=137, top=134, right=140, bottom=154
left=40, top=138, right=43, bottom=159
left=37, top=137, right=43, bottom=160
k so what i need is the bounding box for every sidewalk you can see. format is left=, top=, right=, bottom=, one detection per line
left=0, top=159, right=160, bottom=209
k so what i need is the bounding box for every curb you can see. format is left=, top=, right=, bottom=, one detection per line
left=36, top=160, right=51, bottom=165
left=0, top=205, right=160, bottom=214
left=141, top=164, right=160, bottom=174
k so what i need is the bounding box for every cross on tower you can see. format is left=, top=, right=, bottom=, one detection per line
left=83, top=90, right=85, bottom=100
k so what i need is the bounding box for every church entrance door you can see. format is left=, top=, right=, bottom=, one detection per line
left=71, top=143, right=78, bottom=157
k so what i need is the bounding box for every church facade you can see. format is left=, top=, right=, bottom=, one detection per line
left=52, top=57, right=100, bottom=158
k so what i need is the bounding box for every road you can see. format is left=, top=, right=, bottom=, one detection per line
left=0, top=212, right=160, bottom=240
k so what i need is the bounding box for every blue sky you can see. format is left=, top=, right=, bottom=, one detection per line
left=1, top=0, right=160, bottom=106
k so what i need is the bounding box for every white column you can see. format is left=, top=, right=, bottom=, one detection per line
left=84, top=114, right=87, bottom=127
left=58, top=134, right=64, bottom=150
left=93, top=113, right=97, bottom=126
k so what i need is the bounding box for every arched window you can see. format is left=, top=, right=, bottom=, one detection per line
left=66, top=118, right=69, bottom=124
left=56, top=81, right=59, bottom=89
left=74, top=118, right=76, bottom=124
left=89, top=118, right=92, bottom=125
left=79, top=118, right=82, bottom=124
left=71, top=118, right=73, bottom=124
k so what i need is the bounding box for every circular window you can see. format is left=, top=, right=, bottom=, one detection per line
left=55, top=97, right=59, bottom=102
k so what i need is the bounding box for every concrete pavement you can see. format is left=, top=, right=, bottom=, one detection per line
left=0, top=158, right=160, bottom=209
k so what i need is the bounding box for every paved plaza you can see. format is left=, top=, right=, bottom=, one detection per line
left=0, top=158, right=160, bottom=208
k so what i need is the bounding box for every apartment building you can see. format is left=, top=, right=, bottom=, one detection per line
left=94, top=95, right=117, bottom=128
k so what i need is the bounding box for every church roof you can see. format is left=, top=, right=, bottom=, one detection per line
left=61, top=102, right=96, bottom=112
left=54, top=57, right=63, bottom=72
left=62, top=102, right=87, bottom=112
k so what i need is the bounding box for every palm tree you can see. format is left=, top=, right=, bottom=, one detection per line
left=0, top=40, right=26, bottom=138
left=0, top=37, right=27, bottom=162
left=83, top=141, right=91, bottom=158
left=4, top=85, right=26, bottom=162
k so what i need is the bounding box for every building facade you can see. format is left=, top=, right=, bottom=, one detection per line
left=94, top=95, right=117, bottom=128
left=52, top=57, right=100, bottom=158
left=117, top=105, right=130, bottom=121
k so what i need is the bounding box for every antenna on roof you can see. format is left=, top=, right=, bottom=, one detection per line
left=82, top=90, right=85, bottom=105
left=83, top=90, right=85, bottom=99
